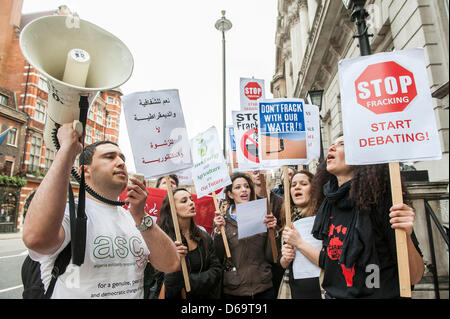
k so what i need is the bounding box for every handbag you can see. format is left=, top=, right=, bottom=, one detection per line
left=277, top=269, right=292, bottom=299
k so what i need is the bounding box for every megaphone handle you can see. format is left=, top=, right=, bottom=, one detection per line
left=73, top=120, right=83, bottom=137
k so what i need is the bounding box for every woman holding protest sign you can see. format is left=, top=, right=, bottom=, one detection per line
left=213, top=172, right=278, bottom=299
left=156, top=188, right=222, bottom=299
left=280, top=170, right=323, bottom=299
left=310, top=136, right=424, bottom=299
left=143, top=174, right=180, bottom=299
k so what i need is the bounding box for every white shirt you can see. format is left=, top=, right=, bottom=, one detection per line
left=29, top=198, right=150, bottom=299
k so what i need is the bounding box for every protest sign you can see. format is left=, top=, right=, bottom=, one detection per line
left=236, top=198, right=267, bottom=239
left=232, top=110, right=260, bottom=170
left=257, top=98, right=308, bottom=166
left=191, top=126, right=232, bottom=198
left=304, top=104, right=321, bottom=163
left=338, top=48, right=441, bottom=165
left=338, top=48, right=442, bottom=298
left=122, top=89, right=192, bottom=179
left=292, top=217, right=322, bottom=279
left=227, top=125, right=239, bottom=172
left=176, top=168, right=193, bottom=186
left=240, top=77, right=265, bottom=111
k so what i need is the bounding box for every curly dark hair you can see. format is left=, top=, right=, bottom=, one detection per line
left=309, top=160, right=409, bottom=214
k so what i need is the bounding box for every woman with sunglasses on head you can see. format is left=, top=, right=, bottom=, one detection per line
left=310, top=136, right=424, bottom=299
left=280, top=170, right=323, bottom=299
left=156, top=188, right=222, bottom=299
left=213, top=172, right=278, bottom=299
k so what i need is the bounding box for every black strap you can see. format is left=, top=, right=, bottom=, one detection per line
left=44, top=241, right=72, bottom=298
left=71, top=96, right=89, bottom=266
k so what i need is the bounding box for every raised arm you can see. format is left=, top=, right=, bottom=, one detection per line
left=23, top=123, right=82, bottom=255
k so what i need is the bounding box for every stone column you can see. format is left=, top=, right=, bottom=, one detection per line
left=307, top=0, right=318, bottom=31
left=298, top=0, right=310, bottom=58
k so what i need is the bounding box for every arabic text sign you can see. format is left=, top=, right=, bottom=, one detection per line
left=191, top=126, right=231, bottom=198
left=122, top=89, right=192, bottom=179
left=338, top=48, right=442, bottom=164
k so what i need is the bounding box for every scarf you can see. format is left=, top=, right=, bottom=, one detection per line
left=312, top=178, right=377, bottom=268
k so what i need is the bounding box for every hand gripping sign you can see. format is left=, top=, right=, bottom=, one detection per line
left=339, top=48, right=441, bottom=297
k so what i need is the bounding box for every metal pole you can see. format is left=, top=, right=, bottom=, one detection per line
left=222, top=30, right=226, bottom=157
left=351, top=4, right=372, bottom=56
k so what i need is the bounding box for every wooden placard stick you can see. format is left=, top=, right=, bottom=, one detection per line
left=259, top=172, right=278, bottom=263
left=283, top=166, right=291, bottom=227
left=165, top=176, right=191, bottom=293
left=389, top=162, right=411, bottom=298
left=211, top=191, right=231, bottom=258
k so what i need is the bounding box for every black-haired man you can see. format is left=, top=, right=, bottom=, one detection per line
left=23, top=123, right=180, bottom=298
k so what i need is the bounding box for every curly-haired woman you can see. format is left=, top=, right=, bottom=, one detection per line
left=311, top=136, right=424, bottom=299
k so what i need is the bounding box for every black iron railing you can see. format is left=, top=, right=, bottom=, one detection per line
left=423, top=197, right=449, bottom=299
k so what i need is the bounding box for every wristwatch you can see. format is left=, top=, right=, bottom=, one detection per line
left=136, top=215, right=153, bottom=232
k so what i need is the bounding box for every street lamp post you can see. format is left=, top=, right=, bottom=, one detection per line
left=215, top=10, right=232, bottom=156
left=342, top=0, right=373, bottom=56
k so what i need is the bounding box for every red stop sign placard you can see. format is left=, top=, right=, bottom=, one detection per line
left=244, top=82, right=262, bottom=100
left=355, top=61, right=417, bottom=114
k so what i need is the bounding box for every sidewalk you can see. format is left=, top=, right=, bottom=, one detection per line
left=0, top=230, right=23, bottom=240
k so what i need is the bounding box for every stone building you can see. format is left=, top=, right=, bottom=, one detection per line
left=271, top=0, right=449, bottom=298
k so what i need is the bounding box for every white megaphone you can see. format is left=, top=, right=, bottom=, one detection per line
left=19, top=15, right=134, bottom=151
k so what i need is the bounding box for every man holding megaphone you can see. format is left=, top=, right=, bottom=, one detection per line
left=19, top=14, right=180, bottom=299
left=22, top=124, right=180, bottom=298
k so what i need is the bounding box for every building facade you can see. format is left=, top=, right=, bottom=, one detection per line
left=272, top=0, right=449, bottom=182
left=272, top=0, right=449, bottom=298
left=0, top=0, right=124, bottom=232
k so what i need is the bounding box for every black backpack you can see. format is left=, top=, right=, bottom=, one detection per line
left=21, top=242, right=72, bottom=299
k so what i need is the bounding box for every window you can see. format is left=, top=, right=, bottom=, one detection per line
left=38, top=78, right=48, bottom=93
left=44, top=148, right=55, bottom=170
left=0, top=94, right=8, bottom=106
left=29, top=136, right=42, bottom=170
left=95, top=130, right=102, bottom=142
left=7, top=128, right=17, bottom=146
left=2, top=160, right=13, bottom=177
left=85, top=126, right=92, bottom=144
left=107, top=116, right=114, bottom=128
left=97, top=109, right=103, bottom=125
left=88, top=108, right=95, bottom=120
left=35, top=101, right=46, bottom=122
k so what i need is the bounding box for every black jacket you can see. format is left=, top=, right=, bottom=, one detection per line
left=161, top=231, right=222, bottom=299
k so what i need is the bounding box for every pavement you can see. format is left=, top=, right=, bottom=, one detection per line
left=0, top=230, right=23, bottom=241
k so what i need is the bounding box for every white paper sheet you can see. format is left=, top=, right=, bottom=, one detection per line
left=236, top=199, right=267, bottom=239
left=292, top=216, right=322, bottom=279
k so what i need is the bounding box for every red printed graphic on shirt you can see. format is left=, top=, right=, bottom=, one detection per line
left=340, top=264, right=356, bottom=287
left=327, top=221, right=355, bottom=287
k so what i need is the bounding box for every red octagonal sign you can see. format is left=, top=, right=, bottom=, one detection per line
left=244, top=82, right=262, bottom=100
left=355, top=61, right=417, bottom=114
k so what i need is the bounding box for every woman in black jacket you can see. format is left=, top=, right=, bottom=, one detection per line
left=156, top=188, right=222, bottom=299
left=310, top=136, right=424, bottom=298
